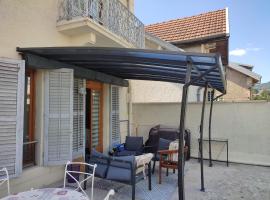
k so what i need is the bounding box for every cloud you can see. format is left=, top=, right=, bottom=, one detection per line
left=229, top=49, right=246, bottom=56
left=229, top=47, right=262, bottom=57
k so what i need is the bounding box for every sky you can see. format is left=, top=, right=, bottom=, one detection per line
left=135, top=0, right=270, bottom=83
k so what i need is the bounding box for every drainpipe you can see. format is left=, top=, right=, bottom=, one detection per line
left=197, top=87, right=203, bottom=102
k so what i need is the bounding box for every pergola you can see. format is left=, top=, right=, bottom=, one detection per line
left=17, top=47, right=226, bottom=200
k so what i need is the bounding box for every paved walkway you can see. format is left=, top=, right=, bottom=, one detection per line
left=52, top=159, right=270, bottom=200
left=171, top=159, right=270, bottom=200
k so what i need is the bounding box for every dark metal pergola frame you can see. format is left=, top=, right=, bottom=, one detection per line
left=17, top=47, right=226, bottom=200
left=178, top=62, right=226, bottom=200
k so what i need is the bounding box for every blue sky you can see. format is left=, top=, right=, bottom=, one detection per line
left=135, top=0, right=270, bottom=83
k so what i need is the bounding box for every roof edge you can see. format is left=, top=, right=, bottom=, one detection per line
left=171, top=33, right=229, bottom=45
left=228, top=63, right=262, bottom=82
left=226, top=7, right=230, bottom=35
left=145, top=32, right=184, bottom=52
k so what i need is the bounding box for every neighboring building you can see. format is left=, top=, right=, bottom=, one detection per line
left=133, top=8, right=261, bottom=102
left=224, top=63, right=261, bottom=101
left=132, top=8, right=230, bottom=103
left=146, top=8, right=229, bottom=65
left=0, top=0, right=140, bottom=196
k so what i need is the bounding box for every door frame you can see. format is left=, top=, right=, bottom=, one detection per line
left=86, top=81, right=103, bottom=152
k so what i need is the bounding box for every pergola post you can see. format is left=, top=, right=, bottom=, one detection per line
left=199, top=84, right=208, bottom=192
left=208, top=90, right=215, bottom=167
left=178, top=59, right=192, bottom=200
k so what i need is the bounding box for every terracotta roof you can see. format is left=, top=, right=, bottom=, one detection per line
left=145, top=8, right=229, bottom=43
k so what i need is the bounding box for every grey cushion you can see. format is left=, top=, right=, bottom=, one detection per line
left=116, top=150, right=137, bottom=156
left=125, top=136, right=143, bottom=151
left=106, top=155, right=135, bottom=182
left=89, top=149, right=109, bottom=178
left=159, top=138, right=171, bottom=150
left=106, top=167, right=131, bottom=182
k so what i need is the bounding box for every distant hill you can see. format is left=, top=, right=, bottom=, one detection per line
left=254, top=82, right=270, bottom=91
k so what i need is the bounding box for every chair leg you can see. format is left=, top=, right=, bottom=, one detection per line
left=166, top=168, right=169, bottom=176
left=148, top=162, right=152, bottom=191
left=152, top=160, right=156, bottom=174
left=132, top=183, right=135, bottom=200
left=173, top=169, right=175, bottom=174
left=159, top=163, right=162, bottom=184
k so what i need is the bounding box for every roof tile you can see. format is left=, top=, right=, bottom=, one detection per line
left=145, top=9, right=228, bottom=43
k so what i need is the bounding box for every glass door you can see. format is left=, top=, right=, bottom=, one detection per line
left=86, top=81, right=103, bottom=153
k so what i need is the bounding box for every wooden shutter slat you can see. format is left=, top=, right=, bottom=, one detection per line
left=44, top=69, right=73, bottom=166
left=73, top=78, right=85, bottom=158
left=0, top=58, right=24, bottom=177
left=110, top=86, right=120, bottom=147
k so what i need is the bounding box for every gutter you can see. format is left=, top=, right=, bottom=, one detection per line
left=171, top=33, right=229, bottom=46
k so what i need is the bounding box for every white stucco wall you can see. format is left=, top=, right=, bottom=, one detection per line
left=132, top=101, right=270, bottom=166
left=130, top=80, right=203, bottom=103
left=0, top=0, right=131, bottom=196
left=130, top=43, right=205, bottom=103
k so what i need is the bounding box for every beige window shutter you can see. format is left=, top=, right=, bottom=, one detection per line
left=110, top=85, right=120, bottom=148
left=0, top=58, right=25, bottom=177
left=44, top=68, right=73, bottom=166
left=72, top=78, right=86, bottom=159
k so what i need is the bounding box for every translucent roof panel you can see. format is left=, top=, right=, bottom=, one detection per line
left=17, top=47, right=226, bottom=93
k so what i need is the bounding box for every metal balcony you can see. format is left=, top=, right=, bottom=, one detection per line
left=58, top=0, right=145, bottom=48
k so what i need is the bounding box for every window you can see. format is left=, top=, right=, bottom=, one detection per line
left=208, top=90, right=214, bottom=102
left=23, top=70, right=37, bottom=168
left=85, top=81, right=103, bottom=153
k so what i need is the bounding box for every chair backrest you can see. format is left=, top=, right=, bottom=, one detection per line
left=64, top=161, right=97, bottom=200
left=125, top=136, right=143, bottom=151
left=0, top=168, right=10, bottom=196
left=103, top=189, right=115, bottom=200
left=158, top=138, right=171, bottom=151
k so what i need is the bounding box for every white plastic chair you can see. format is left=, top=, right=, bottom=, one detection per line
left=64, top=161, right=97, bottom=200
left=0, top=168, right=10, bottom=196
left=104, top=189, right=115, bottom=200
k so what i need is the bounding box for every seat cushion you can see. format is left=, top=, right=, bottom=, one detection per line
left=106, top=155, right=135, bottom=182
left=89, top=149, right=109, bottom=178
left=116, top=150, right=137, bottom=156
left=106, top=167, right=131, bottom=182
left=125, top=136, right=143, bottom=151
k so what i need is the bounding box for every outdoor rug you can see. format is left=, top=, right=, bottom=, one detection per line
left=92, top=168, right=185, bottom=200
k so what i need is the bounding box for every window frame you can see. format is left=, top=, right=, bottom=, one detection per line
left=23, top=69, right=36, bottom=167
left=26, top=69, right=36, bottom=141
left=86, top=81, right=104, bottom=153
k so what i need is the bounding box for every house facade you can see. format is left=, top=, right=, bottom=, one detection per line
left=0, top=0, right=141, bottom=196
left=224, top=63, right=261, bottom=101
left=133, top=8, right=261, bottom=103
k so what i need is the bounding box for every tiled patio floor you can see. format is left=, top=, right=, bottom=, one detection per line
left=84, top=159, right=270, bottom=200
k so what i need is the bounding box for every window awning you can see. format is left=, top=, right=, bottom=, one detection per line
left=17, top=47, right=226, bottom=93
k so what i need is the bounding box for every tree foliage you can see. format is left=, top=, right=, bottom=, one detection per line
left=253, top=89, right=270, bottom=100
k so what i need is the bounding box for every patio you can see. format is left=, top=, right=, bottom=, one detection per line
left=74, top=159, right=270, bottom=200
left=16, top=46, right=226, bottom=200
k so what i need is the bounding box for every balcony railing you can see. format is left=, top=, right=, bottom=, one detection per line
left=58, top=0, right=145, bottom=48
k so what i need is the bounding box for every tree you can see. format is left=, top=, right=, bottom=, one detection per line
left=253, top=89, right=270, bottom=101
